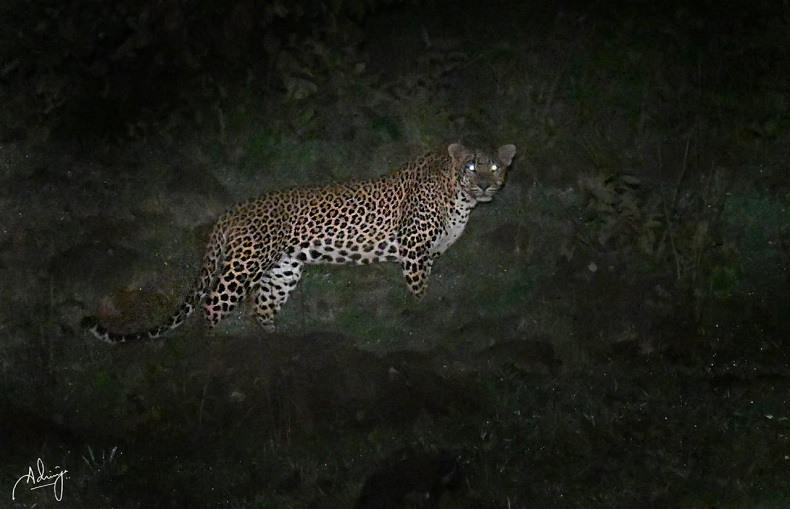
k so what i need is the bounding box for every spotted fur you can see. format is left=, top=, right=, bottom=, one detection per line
left=86, top=143, right=516, bottom=343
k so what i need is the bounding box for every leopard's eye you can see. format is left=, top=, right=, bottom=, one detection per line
left=465, top=163, right=476, bottom=172
left=490, top=164, right=498, bottom=173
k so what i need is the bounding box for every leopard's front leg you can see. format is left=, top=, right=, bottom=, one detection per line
left=399, top=248, right=435, bottom=298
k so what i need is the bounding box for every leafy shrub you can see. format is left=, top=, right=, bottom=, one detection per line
left=0, top=0, right=420, bottom=143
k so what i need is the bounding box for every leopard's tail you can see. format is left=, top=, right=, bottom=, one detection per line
left=82, top=285, right=205, bottom=344
left=84, top=223, right=227, bottom=344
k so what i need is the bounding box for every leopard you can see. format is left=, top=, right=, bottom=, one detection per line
left=86, top=142, right=516, bottom=343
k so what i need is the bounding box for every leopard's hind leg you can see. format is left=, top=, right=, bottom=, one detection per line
left=251, top=254, right=304, bottom=332
left=203, top=260, right=251, bottom=327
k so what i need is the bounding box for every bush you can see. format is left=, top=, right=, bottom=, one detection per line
left=0, top=0, right=417, bottom=143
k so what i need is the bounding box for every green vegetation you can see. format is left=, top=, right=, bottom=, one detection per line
left=1, top=0, right=789, bottom=507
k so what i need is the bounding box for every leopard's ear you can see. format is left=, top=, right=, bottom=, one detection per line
left=497, top=144, right=516, bottom=167
left=448, top=143, right=473, bottom=165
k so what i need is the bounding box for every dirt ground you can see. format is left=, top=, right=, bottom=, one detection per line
left=2, top=1, right=789, bottom=508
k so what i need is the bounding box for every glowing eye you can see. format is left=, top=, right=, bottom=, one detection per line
left=466, top=163, right=476, bottom=172
left=490, top=164, right=498, bottom=173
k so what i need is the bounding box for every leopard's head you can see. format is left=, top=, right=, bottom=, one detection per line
left=449, top=143, right=516, bottom=203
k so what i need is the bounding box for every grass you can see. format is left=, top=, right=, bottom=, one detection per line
left=2, top=0, right=789, bottom=507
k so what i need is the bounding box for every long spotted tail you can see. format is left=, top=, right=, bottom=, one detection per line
left=86, top=223, right=226, bottom=344
left=83, top=290, right=203, bottom=344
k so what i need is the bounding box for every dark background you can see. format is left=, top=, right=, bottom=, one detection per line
left=1, top=0, right=789, bottom=507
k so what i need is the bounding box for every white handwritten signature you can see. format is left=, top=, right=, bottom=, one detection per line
left=12, top=458, right=68, bottom=502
